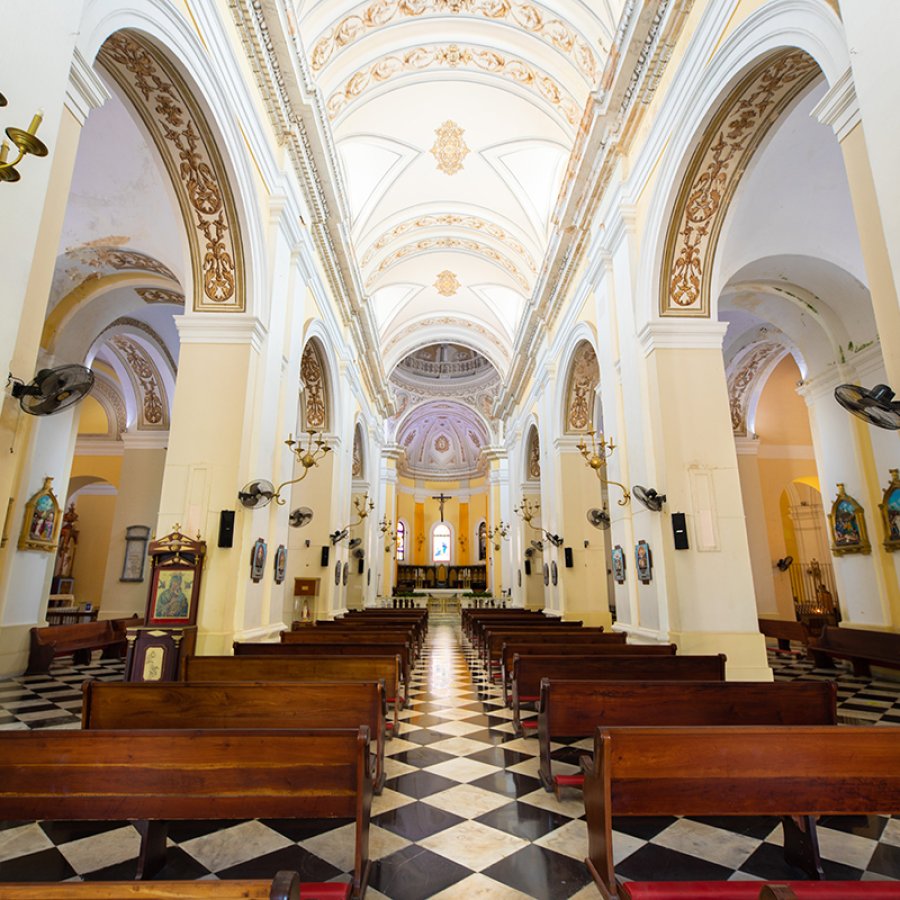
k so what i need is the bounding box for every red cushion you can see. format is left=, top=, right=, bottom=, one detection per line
left=299, top=883, right=352, bottom=899
left=385, top=721, right=394, bottom=729
left=522, top=719, right=538, bottom=729
left=622, top=883, right=900, bottom=899
left=519, top=695, right=539, bottom=702
left=554, top=774, right=584, bottom=787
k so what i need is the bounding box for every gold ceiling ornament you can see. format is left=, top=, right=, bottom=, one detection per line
left=0, top=94, right=48, bottom=184
left=109, top=336, right=167, bottom=428
left=434, top=270, right=460, bottom=296
left=661, top=49, right=819, bottom=317
left=431, top=120, right=469, bottom=176
left=309, top=0, right=599, bottom=84
left=300, top=341, right=327, bottom=429
left=362, top=213, right=536, bottom=272
left=371, top=237, right=529, bottom=291
left=136, top=288, right=185, bottom=306
left=98, top=32, right=245, bottom=312
left=727, top=342, right=783, bottom=436
left=565, top=342, right=599, bottom=433
left=577, top=430, right=630, bottom=505
left=326, top=44, right=580, bottom=128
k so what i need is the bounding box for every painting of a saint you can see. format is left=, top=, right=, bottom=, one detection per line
left=152, top=570, right=192, bottom=620
left=829, top=484, right=870, bottom=556
left=879, top=470, right=900, bottom=552
left=19, top=476, right=62, bottom=552
left=833, top=500, right=860, bottom=546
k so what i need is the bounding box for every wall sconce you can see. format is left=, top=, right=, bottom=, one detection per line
left=514, top=499, right=563, bottom=548
left=331, top=493, right=374, bottom=545
left=576, top=429, right=630, bottom=505
left=238, top=429, right=331, bottom=509
left=0, top=95, right=49, bottom=184
left=380, top=516, right=398, bottom=551
left=488, top=520, right=509, bottom=551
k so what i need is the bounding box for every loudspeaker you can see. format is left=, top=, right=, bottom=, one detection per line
left=357, top=558, right=364, bottom=575
left=672, top=512, right=689, bottom=550
left=524, top=559, right=532, bottom=576
left=217, top=510, right=235, bottom=548
left=320, top=546, right=330, bottom=567
left=564, top=547, right=573, bottom=568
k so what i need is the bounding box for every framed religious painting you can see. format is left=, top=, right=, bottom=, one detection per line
left=251, top=538, right=267, bottom=583
left=274, top=544, right=287, bottom=584
left=542, top=562, right=550, bottom=586
left=18, top=476, right=61, bottom=552
left=551, top=560, right=558, bottom=585
left=829, top=484, right=871, bottom=556
left=879, top=469, right=900, bottom=552
left=148, top=566, right=197, bottom=624
left=635, top=540, right=652, bottom=584
left=612, top=545, right=626, bottom=584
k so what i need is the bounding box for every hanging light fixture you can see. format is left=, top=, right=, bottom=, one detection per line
left=0, top=95, right=49, bottom=184
left=576, top=429, right=630, bottom=505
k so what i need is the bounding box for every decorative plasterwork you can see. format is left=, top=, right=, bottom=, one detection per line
left=527, top=426, right=540, bottom=480
left=98, top=32, right=245, bottom=313
left=136, top=288, right=185, bottom=305
left=727, top=341, right=786, bottom=436
left=434, top=270, right=460, bottom=296
left=370, top=238, right=529, bottom=291
left=565, top=341, right=599, bottom=432
left=325, top=44, right=580, bottom=128
left=430, top=120, right=469, bottom=175
left=361, top=213, right=537, bottom=272
left=661, top=49, right=820, bottom=317
left=109, top=336, right=168, bottom=429
left=352, top=427, right=364, bottom=477
left=87, top=375, right=127, bottom=439
left=383, top=316, right=510, bottom=367
left=309, top=0, right=598, bottom=85
left=97, top=317, right=179, bottom=377
left=300, top=341, right=328, bottom=429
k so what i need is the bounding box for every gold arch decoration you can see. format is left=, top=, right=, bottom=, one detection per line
left=310, top=0, right=599, bottom=84
left=136, top=287, right=185, bottom=305
left=352, top=426, right=364, bottom=478
left=565, top=341, right=599, bottom=433
left=661, top=49, right=820, bottom=317
left=109, top=335, right=169, bottom=429
left=98, top=32, right=245, bottom=313
left=727, top=341, right=784, bottom=436
left=361, top=212, right=536, bottom=272
left=527, top=426, right=540, bottom=480
left=326, top=44, right=580, bottom=128
left=370, top=237, right=529, bottom=291
left=301, top=341, right=328, bottom=430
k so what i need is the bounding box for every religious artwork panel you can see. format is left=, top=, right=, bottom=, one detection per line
left=612, top=545, right=626, bottom=584
left=879, top=469, right=900, bottom=552
left=18, top=477, right=61, bottom=552
left=251, top=538, right=267, bottom=582
left=635, top=540, right=652, bottom=584
left=149, top=567, right=195, bottom=624
left=829, top=484, right=870, bottom=556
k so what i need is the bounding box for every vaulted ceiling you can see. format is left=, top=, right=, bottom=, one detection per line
left=294, top=0, right=625, bottom=374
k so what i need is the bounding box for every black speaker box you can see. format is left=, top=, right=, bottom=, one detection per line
left=564, top=547, right=573, bottom=568
left=217, top=510, right=235, bottom=548
left=320, top=546, right=330, bottom=567
left=357, top=558, right=364, bottom=574
left=524, top=559, right=532, bottom=576
left=672, top=512, right=689, bottom=550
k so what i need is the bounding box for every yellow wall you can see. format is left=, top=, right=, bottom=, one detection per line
left=70, top=491, right=117, bottom=608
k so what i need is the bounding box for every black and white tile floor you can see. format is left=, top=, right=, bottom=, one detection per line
left=0, top=620, right=898, bottom=898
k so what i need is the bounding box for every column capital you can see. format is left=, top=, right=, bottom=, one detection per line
left=734, top=436, right=761, bottom=456
left=554, top=434, right=589, bottom=453
left=812, top=67, right=861, bottom=142
left=66, top=48, right=110, bottom=126
left=176, top=315, right=267, bottom=352
left=381, top=443, right=404, bottom=462
left=482, top=446, right=508, bottom=464
left=121, top=431, right=170, bottom=450
left=638, top=321, right=728, bottom=355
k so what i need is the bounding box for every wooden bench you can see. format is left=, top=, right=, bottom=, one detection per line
left=26, top=619, right=128, bottom=675
left=214, top=651, right=403, bottom=725
left=82, top=679, right=389, bottom=794
left=583, top=725, right=900, bottom=900
left=483, top=626, right=610, bottom=680
left=537, top=679, right=837, bottom=796
left=500, top=640, right=670, bottom=704
left=808, top=625, right=900, bottom=676
left=476, top=620, right=585, bottom=659
left=464, top=611, right=555, bottom=648
left=0, top=728, right=372, bottom=898
left=315, top=620, right=423, bottom=656
left=282, top=629, right=416, bottom=671
left=0, top=871, right=340, bottom=899
left=758, top=617, right=812, bottom=652
left=511, top=654, right=727, bottom=734
left=240, top=640, right=412, bottom=705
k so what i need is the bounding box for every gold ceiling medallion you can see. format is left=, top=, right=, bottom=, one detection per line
left=434, top=270, right=460, bottom=296
left=431, top=120, right=469, bottom=176
left=98, top=32, right=245, bottom=313
left=661, top=50, right=819, bottom=317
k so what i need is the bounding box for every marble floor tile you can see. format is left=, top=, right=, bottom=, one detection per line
left=179, top=821, right=291, bottom=873
left=419, top=819, right=529, bottom=871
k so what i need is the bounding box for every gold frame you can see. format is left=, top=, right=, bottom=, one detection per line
left=18, top=476, right=61, bottom=552
left=879, top=469, right=900, bottom=552
left=828, top=483, right=871, bottom=556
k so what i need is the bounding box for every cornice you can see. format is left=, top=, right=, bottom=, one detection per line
left=638, top=320, right=728, bottom=355
left=74, top=439, right=124, bottom=457
left=811, top=66, right=860, bottom=141
left=175, top=315, right=267, bottom=353
left=66, top=47, right=111, bottom=126
left=733, top=436, right=761, bottom=456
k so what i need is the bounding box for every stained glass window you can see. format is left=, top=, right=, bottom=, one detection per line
left=432, top=523, right=451, bottom=562
left=396, top=521, right=406, bottom=561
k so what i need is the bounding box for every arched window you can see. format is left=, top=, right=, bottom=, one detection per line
left=478, top=521, right=487, bottom=561
left=396, top=521, right=406, bottom=561
left=432, top=523, right=451, bottom=563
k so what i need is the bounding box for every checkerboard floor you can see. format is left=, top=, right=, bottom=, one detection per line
left=0, top=623, right=898, bottom=898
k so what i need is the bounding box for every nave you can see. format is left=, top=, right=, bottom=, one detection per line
left=0, top=619, right=898, bottom=898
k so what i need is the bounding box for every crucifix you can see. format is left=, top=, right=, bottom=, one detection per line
left=432, top=492, right=452, bottom=522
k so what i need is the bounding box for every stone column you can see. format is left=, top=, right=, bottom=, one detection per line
left=379, top=446, right=401, bottom=600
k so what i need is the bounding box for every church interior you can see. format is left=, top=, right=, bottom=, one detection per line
left=1, top=0, right=899, bottom=896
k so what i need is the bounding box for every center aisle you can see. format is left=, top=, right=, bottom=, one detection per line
left=365, top=614, right=594, bottom=900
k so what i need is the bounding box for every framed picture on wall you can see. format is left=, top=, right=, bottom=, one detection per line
left=148, top=566, right=197, bottom=624
left=274, top=544, right=287, bottom=584
left=251, top=538, right=267, bottom=582
left=121, top=525, right=151, bottom=582
left=879, top=469, right=900, bottom=552
left=635, top=540, right=652, bottom=584
left=551, top=560, right=558, bottom=585
left=829, top=484, right=871, bottom=556
left=18, top=476, right=61, bottom=552
left=612, top=545, right=626, bottom=584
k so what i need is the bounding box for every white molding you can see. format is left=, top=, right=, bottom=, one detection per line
left=611, top=622, right=670, bottom=644
left=176, top=315, right=267, bottom=352
left=758, top=443, right=816, bottom=460
left=72, top=482, right=118, bottom=496
left=733, top=436, right=761, bottom=456
left=234, top=622, right=284, bottom=643
left=121, top=431, right=169, bottom=450
left=638, top=321, right=729, bottom=355
left=74, top=438, right=124, bottom=456
left=811, top=66, right=860, bottom=141
left=66, top=47, right=111, bottom=126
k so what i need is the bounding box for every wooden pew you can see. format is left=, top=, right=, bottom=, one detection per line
left=461, top=608, right=545, bottom=639
left=499, top=637, right=660, bottom=702
left=464, top=612, right=553, bottom=647
left=808, top=625, right=900, bottom=676
left=758, top=617, right=812, bottom=651
left=281, top=629, right=416, bottom=672
left=582, top=725, right=900, bottom=900
left=184, top=653, right=402, bottom=729
left=314, top=620, right=423, bottom=656
left=26, top=619, right=129, bottom=674
left=82, top=680, right=389, bottom=794
left=511, top=654, right=727, bottom=734
left=538, top=679, right=837, bottom=796
left=342, top=610, right=428, bottom=642
left=483, top=626, right=608, bottom=680
left=477, top=621, right=586, bottom=661
left=0, top=871, right=334, bottom=899
left=0, top=728, right=372, bottom=899
left=239, top=641, right=412, bottom=704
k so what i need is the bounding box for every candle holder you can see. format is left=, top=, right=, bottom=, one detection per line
left=576, top=429, right=630, bottom=505
left=0, top=96, right=49, bottom=184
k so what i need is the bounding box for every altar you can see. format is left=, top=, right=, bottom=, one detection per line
left=396, top=564, right=486, bottom=592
